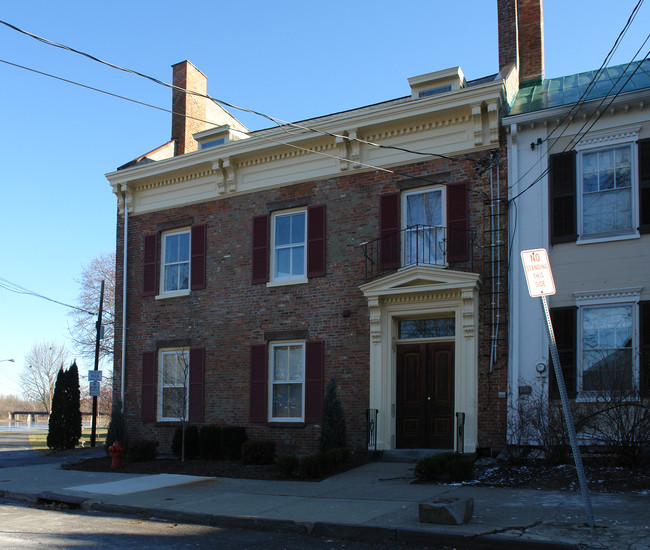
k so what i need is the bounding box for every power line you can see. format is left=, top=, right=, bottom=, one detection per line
left=510, top=48, right=648, bottom=204
left=0, top=18, right=488, bottom=167
left=0, top=276, right=94, bottom=316
left=507, top=0, right=647, bottom=194
left=543, top=0, right=645, bottom=145
left=0, top=57, right=495, bottom=198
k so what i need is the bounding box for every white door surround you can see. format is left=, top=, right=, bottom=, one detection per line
left=360, top=265, right=480, bottom=452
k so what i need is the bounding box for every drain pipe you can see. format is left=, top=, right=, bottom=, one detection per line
left=489, top=159, right=496, bottom=373
left=120, top=190, right=128, bottom=412
left=489, top=154, right=502, bottom=374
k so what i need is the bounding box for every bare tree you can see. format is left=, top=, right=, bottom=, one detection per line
left=20, top=342, right=69, bottom=413
left=68, top=252, right=115, bottom=364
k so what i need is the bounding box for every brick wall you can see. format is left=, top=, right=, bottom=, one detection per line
left=114, top=144, right=509, bottom=455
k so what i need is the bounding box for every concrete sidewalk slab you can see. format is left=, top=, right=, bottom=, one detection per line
left=67, top=473, right=210, bottom=495
left=0, top=459, right=648, bottom=549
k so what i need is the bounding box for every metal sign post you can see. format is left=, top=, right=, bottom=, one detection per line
left=521, top=249, right=594, bottom=527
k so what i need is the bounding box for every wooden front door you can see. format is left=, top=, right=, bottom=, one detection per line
left=396, top=343, right=454, bottom=449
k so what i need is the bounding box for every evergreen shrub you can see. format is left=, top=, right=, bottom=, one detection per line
left=128, top=439, right=159, bottom=462
left=221, top=426, right=248, bottom=459
left=241, top=440, right=276, bottom=465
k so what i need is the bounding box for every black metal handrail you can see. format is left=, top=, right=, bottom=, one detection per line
left=362, top=224, right=475, bottom=282
left=366, top=408, right=378, bottom=451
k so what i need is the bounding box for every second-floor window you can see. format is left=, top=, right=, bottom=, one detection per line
left=251, top=205, right=326, bottom=285
left=580, top=145, right=633, bottom=239
left=403, top=186, right=445, bottom=266
left=272, top=210, right=306, bottom=281
left=162, top=229, right=190, bottom=293
left=550, top=137, right=650, bottom=243
left=142, top=224, right=206, bottom=297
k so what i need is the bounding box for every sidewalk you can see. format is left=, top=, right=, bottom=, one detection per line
left=0, top=457, right=648, bottom=549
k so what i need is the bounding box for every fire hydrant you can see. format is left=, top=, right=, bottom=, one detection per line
left=108, top=441, right=124, bottom=469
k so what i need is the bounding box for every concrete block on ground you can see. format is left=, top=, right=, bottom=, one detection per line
left=418, top=497, right=473, bottom=525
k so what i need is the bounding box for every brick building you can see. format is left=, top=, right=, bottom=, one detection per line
left=107, top=2, right=542, bottom=456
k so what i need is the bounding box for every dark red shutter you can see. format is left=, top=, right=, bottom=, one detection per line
left=380, top=193, right=400, bottom=270
left=638, top=139, right=650, bottom=234
left=304, top=341, right=324, bottom=423
left=550, top=307, right=577, bottom=398
left=640, top=301, right=650, bottom=397
left=250, top=344, right=267, bottom=422
left=252, top=215, right=269, bottom=284
left=143, top=234, right=158, bottom=296
left=190, top=224, right=207, bottom=290
left=307, top=205, right=326, bottom=278
left=188, top=348, right=204, bottom=422
left=550, top=152, right=577, bottom=243
left=447, top=182, right=469, bottom=263
left=141, top=351, right=156, bottom=422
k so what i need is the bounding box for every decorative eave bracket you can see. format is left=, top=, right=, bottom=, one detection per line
left=213, top=158, right=237, bottom=194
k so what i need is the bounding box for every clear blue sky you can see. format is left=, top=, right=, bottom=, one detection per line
left=0, top=1, right=648, bottom=396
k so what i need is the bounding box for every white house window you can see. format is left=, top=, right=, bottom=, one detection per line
left=580, top=144, right=633, bottom=238
left=580, top=304, right=634, bottom=393
left=162, top=229, right=190, bottom=293
left=269, top=342, right=305, bottom=421
left=272, top=210, right=306, bottom=281
left=402, top=187, right=445, bottom=266
left=159, top=349, right=189, bottom=421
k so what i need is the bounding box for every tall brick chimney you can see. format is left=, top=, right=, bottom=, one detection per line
left=498, top=0, right=544, bottom=86
left=172, top=60, right=210, bottom=156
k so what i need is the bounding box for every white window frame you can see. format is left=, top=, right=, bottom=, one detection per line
left=574, top=287, right=641, bottom=399
left=270, top=209, right=307, bottom=284
left=576, top=127, right=639, bottom=243
left=160, top=228, right=191, bottom=297
left=401, top=186, right=447, bottom=267
left=158, top=348, right=189, bottom=421
left=268, top=341, right=305, bottom=422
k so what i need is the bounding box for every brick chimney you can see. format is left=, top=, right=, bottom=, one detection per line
left=498, top=0, right=544, bottom=86
left=172, top=60, right=210, bottom=156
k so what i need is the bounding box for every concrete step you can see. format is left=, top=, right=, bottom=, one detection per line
left=381, top=449, right=450, bottom=462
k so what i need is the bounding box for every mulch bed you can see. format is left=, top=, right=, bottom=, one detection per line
left=64, top=455, right=650, bottom=493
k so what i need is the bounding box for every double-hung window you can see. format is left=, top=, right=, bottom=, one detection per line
left=159, top=349, right=189, bottom=421
left=551, top=294, right=649, bottom=399
left=580, top=304, right=634, bottom=394
left=269, top=342, right=305, bottom=421
left=402, top=186, right=445, bottom=266
left=249, top=340, right=324, bottom=423
left=142, top=224, right=206, bottom=297
left=162, top=229, right=190, bottom=294
left=580, top=144, right=634, bottom=239
left=551, top=132, right=650, bottom=243
left=251, top=205, right=326, bottom=285
left=379, top=183, right=469, bottom=272
left=272, top=210, right=306, bottom=282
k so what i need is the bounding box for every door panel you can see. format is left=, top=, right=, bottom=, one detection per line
left=396, top=342, right=454, bottom=449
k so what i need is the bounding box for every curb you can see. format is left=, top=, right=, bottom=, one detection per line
left=90, top=502, right=579, bottom=550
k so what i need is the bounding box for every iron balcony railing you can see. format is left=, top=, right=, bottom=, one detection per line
left=362, top=224, right=475, bottom=282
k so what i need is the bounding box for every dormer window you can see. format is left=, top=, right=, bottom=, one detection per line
left=199, top=137, right=226, bottom=150
left=408, top=67, right=466, bottom=100
left=418, top=84, right=452, bottom=98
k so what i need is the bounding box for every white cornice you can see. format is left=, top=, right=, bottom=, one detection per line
left=108, top=79, right=506, bottom=215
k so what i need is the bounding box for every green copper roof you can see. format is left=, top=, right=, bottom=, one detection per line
left=508, top=59, right=650, bottom=116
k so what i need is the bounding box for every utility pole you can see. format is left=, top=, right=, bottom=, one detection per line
left=90, top=280, right=105, bottom=448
